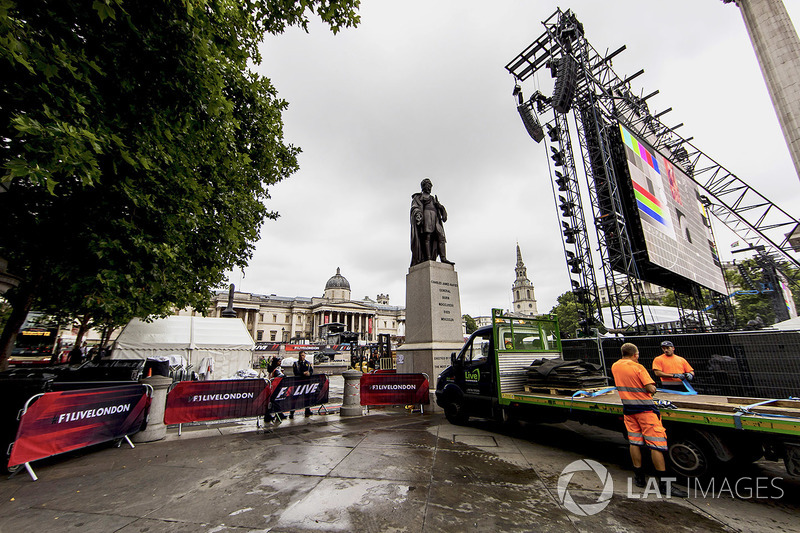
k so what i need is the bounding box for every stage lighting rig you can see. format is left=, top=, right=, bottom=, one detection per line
left=554, top=171, right=568, bottom=191
left=558, top=196, right=574, bottom=217
left=565, top=251, right=582, bottom=273
left=562, top=221, right=578, bottom=244
left=551, top=147, right=565, bottom=166
left=556, top=9, right=584, bottom=45
left=532, top=91, right=551, bottom=113
left=546, top=123, right=560, bottom=143
left=572, top=283, right=589, bottom=304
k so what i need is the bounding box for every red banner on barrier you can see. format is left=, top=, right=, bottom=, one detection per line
left=360, top=373, right=430, bottom=406
left=9, top=384, right=151, bottom=468
left=164, top=379, right=269, bottom=425
left=269, top=375, right=329, bottom=412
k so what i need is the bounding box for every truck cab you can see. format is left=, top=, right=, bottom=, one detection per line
left=436, top=310, right=563, bottom=424
left=436, top=326, right=496, bottom=423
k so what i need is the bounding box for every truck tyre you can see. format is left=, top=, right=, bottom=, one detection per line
left=668, top=431, right=718, bottom=478
left=444, top=397, right=469, bottom=425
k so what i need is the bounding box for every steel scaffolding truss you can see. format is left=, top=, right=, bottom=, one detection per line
left=506, top=8, right=798, bottom=333
left=550, top=110, right=603, bottom=331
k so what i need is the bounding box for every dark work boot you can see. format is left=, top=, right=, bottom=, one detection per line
left=305, top=408, right=313, bottom=417
left=633, top=467, right=646, bottom=488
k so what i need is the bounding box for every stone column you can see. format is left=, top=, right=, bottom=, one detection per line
left=730, top=0, right=800, bottom=181
left=340, top=369, right=363, bottom=416
left=133, top=375, right=173, bottom=442
left=396, top=261, right=464, bottom=410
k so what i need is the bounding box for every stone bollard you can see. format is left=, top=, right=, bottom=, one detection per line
left=133, top=375, right=173, bottom=443
left=339, top=369, right=363, bottom=417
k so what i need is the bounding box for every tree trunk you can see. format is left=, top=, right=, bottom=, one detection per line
left=74, top=314, right=91, bottom=348
left=0, top=282, right=37, bottom=371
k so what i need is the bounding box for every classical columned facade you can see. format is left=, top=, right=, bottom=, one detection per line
left=181, top=268, right=405, bottom=344
left=310, top=306, right=378, bottom=342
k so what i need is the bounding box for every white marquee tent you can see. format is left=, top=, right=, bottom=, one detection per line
left=111, top=316, right=255, bottom=379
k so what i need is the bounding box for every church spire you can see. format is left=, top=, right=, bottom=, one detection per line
left=515, top=242, right=528, bottom=280
left=512, top=244, right=538, bottom=316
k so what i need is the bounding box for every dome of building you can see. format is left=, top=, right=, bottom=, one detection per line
left=325, top=267, right=350, bottom=291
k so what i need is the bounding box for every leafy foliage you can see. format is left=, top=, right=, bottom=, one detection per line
left=549, top=291, right=580, bottom=339
left=462, top=314, right=477, bottom=335
left=724, top=260, right=777, bottom=326
left=0, top=0, right=360, bottom=362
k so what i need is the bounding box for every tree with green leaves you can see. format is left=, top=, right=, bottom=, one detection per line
left=462, top=314, right=477, bottom=335
left=550, top=291, right=580, bottom=339
left=0, top=0, right=361, bottom=369
left=724, top=259, right=778, bottom=327
left=661, top=289, right=678, bottom=308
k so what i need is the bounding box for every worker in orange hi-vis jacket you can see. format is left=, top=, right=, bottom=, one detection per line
left=652, top=340, right=694, bottom=392
left=611, top=342, right=686, bottom=497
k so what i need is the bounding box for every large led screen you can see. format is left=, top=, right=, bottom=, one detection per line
left=618, top=124, right=727, bottom=294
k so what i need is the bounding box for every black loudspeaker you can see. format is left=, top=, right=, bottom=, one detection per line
left=517, top=102, right=544, bottom=143
left=552, top=54, right=578, bottom=113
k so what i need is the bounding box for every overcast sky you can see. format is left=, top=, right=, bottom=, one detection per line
left=228, top=1, right=800, bottom=318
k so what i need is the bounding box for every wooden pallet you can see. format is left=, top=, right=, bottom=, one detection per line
left=523, top=385, right=609, bottom=396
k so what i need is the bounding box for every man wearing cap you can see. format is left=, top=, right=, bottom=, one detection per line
left=652, top=341, right=694, bottom=392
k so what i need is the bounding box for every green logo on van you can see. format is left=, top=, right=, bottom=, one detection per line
left=465, top=369, right=480, bottom=382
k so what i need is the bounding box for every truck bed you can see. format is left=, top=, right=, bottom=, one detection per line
left=500, top=388, right=800, bottom=436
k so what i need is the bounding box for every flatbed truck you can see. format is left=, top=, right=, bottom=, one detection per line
left=435, top=309, right=800, bottom=478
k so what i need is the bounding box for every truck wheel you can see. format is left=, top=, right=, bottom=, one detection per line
left=444, top=398, right=469, bottom=425
left=668, top=433, right=717, bottom=478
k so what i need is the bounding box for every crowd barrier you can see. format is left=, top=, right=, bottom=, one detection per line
left=164, top=379, right=271, bottom=430
left=7, top=373, right=360, bottom=480
left=360, top=373, right=429, bottom=412
left=269, top=375, right=329, bottom=414
left=8, top=384, right=152, bottom=480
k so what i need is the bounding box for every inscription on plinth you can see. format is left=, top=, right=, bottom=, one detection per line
left=398, top=261, right=464, bottom=384
left=404, top=262, right=463, bottom=345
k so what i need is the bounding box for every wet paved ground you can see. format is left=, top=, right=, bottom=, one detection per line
left=1, top=380, right=798, bottom=532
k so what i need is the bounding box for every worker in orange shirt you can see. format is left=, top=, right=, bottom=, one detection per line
left=611, top=342, right=686, bottom=497
left=652, top=340, right=694, bottom=392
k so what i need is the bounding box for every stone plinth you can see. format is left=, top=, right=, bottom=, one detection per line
left=133, top=375, right=173, bottom=443
left=397, top=262, right=464, bottom=409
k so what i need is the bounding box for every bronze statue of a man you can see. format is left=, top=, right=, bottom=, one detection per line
left=410, top=178, right=454, bottom=266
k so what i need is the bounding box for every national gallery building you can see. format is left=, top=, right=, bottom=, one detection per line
left=178, top=268, right=405, bottom=344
